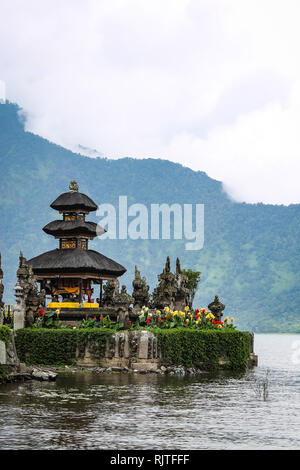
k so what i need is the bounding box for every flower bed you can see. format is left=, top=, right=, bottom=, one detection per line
left=137, top=306, right=235, bottom=330
left=32, top=305, right=236, bottom=331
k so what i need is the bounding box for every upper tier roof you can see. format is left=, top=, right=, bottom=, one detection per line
left=50, top=182, right=98, bottom=212
left=50, top=191, right=98, bottom=212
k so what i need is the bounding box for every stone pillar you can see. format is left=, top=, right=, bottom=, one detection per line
left=13, top=282, right=25, bottom=331
left=0, top=340, right=6, bottom=365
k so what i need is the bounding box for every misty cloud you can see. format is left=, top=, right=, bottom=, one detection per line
left=0, top=0, right=300, bottom=204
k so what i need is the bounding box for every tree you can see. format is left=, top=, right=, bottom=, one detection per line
left=182, top=269, right=201, bottom=307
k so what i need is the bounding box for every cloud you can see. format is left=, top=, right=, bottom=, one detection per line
left=0, top=0, right=300, bottom=204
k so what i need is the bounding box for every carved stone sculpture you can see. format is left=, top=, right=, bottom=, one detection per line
left=132, top=266, right=149, bottom=309
left=69, top=180, right=79, bottom=192
left=16, top=251, right=45, bottom=326
left=173, top=258, right=190, bottom=311
left=208, top=295, right=225, bottom=322
left=102, top=279, right=119, bottom=308
left=114, top=285, right=134, bottom=309
left=151, top=256, right=178, bottom=310
left=13, top=282, right=25, bottom=330
left=114, top=285, right=134, bottom=326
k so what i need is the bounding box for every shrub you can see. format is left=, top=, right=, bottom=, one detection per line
left=0, top=325, right=11, bottom=344
left=15, top=328, right=114, bottom=365
left=151, top=328, right=251, bottom=370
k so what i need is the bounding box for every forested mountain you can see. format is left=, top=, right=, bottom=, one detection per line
left=1, top=101, right=299, bottom=332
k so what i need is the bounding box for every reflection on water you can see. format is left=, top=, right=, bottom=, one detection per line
left=0, top=334, right=299, bottom=450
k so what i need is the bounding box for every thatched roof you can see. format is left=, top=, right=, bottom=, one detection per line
left=43, top=220, right=105, bottom=237
left=28, top=249, right=126, bottom=277
left=50, top=191, right=98, bottom=212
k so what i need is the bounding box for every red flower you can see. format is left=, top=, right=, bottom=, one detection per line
left=42, top=312, right=45, bottom=317
left=128, top=320, right=131, bottom=323
left=100, top=316, right=104, bottom=320
left=166, top=315, right=169, bottom=320
left=195, top=315, right=199, bottom=319
left=37, top=308, right=42, bottom=314
left=158, top=318, right=162, bottom=322
left=195, top=309, right=199, bottom=314
left=93, top=316, right=96, bottom=320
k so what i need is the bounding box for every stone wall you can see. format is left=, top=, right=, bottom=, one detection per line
left=0, top=330, right=19, bottom=367
left=76, top=330, right=160, bottom=372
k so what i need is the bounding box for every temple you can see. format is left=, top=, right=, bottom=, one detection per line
left=28, top=181, right=126, bottom=308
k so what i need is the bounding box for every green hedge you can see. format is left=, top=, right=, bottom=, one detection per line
left=15, top=328, right=252, bottom=370
left=15, top=328, right=115, bottom=365
left=151, top=328, right=251, bottom=370
left=0, top=325, right=11, bottom=344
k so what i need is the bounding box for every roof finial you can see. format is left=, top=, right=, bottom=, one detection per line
left=69, top=180, right=79, bottom=192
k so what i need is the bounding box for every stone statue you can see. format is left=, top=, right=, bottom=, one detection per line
left=102, top=279, right=119, bottom=308
left=176, top=257, right=181, bottom=275
left=132, top=266, right=150, bottom=309
left=208, top=295, right=225, bottom=322
left=114, top=285, right=133, bottom=309
left=16, top=251, right=45, bottom=326
left=114, top=285, right=134, bottom=326
left=69, top=180, right=79, bottom=192
left=13, top=282, right=24, bottom=330
left=151, top=256, right=177, bottom=310
left=173, top=258, right=190, bottom=311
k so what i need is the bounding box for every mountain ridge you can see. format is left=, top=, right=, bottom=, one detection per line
left=1, top=101, right=299, bottom=333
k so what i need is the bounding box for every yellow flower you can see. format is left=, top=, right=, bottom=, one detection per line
left=231, top=317, right=234, bottom=322
left=224, top=317, right=229, bottom=323
left=73, top=326, right=76, bottom=330
left=156, top=310, right=161, bottom=315
left=186, top=318, right=190, bottom=324
left=217, top=324, right=222, bottom=328
left=184, top=306, right=189, bottom=311
left=206, top=313, right=215, bottom=320
left=164, top=306, right=170, bottom=312
left=55, top=309, right=60, bottom=315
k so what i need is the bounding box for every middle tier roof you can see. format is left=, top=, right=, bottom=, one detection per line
left=43, top=220, right=106, bottom=238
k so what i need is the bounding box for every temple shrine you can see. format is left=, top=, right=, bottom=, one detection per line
left=28, top=181, right=126, bottom=308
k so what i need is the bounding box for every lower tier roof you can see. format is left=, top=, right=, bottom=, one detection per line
left=28, top=248, right=126, bottom=277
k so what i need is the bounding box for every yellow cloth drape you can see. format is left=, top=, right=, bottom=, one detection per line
left=64, top=287, right=80, bottom=294
left=52, top=287, right=80, bottom=295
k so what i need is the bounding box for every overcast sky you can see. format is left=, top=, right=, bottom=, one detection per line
left=1, top=0, right=300, bottom=205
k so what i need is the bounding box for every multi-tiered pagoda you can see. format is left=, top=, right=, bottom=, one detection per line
left=28, top=181, right=126, bottom=308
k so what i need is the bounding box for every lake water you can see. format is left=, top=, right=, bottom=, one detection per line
left=0, top=334, right=299, bottom=450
